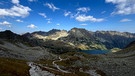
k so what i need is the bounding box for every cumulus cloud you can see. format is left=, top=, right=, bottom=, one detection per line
left=64, top=11, right=71, bottom=17
left=16, top=19, right=23, bottom=22
left=45, top=3, right=59, bottom=11
left=120, top=18, right=132, bottom=22
left=80, top=24, right=87, bottom=26
left=64, top=7, right=104, bottom=22
left=0, top=21, right=11, bottom=27
left=27, top=24, right=37, bottom=29
left=0, top=0, right=31, bottom=18
left=76, top=15, right=104, bottom=22
left=77, top=7, right=90, bottom=12
left=39, top=13, right=47, bottom=18
left=12, top=0, right=19, bottom=4
left=106, top=0, right=135, bottom=15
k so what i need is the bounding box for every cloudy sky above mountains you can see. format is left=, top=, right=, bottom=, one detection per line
left=0, top=0, right=135, bottom=33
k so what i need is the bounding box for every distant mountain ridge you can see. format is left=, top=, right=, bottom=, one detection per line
left=0, top=30, right=78, bottom=55
left=25, top=28, right=135, bottom=50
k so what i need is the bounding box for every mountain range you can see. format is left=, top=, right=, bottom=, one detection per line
left=24, top=28, right=135, bottom=51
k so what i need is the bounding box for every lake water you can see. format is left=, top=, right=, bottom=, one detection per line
left=80, top=50, right=110, bottom=54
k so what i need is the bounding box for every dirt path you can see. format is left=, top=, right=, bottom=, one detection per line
left=52, top=56, right=71, bottom=73
left=28, top=57, right=100, bottom=76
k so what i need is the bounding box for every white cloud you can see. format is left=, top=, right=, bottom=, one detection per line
left=0, top=21, right=11, bottom=27
left=47, top=21, right=51, bottom=24
left=76, top=15, right=104, bottom=22
left=0, top=4, right=31, bottom=18
left=0, top=0, right=31, bottom=18
left=80, top=24, right=87, bottom=26
left=39, top=13, right=47, bottom=18
left=56, top=23, right=60, bottom=26
left=16, top=19, right=23, bottom=22
left=12, top=0, right=19, bottom=4
left=120, top=18, right=132, bottom=22
left=45, top=3, right=59, bottom=11
left=106, top=0, right=135, bottom=15
left=77, top=7, right=90, bottom=12
left=27, top=24, right=37, bottom=29
left=64, top=11, right=71, bottom=17
left=28, top=0, right=37, bottom=2
left=64, top=8, right=104, bottom=23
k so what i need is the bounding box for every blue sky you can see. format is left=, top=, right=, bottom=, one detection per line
left=0, top=0, right=135, bottom=34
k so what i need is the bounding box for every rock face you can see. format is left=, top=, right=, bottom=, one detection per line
left=25, top=28, right=135, bottom=50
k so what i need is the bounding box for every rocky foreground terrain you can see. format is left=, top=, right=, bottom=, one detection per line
left=0, top=29, right=135, bottom=76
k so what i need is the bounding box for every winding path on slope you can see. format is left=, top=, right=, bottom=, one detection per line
left=52, top=56, right=71, bottom=73
left=28, top=56, right=101, bottom=76
left=28, top=56, right=70, bottom=76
